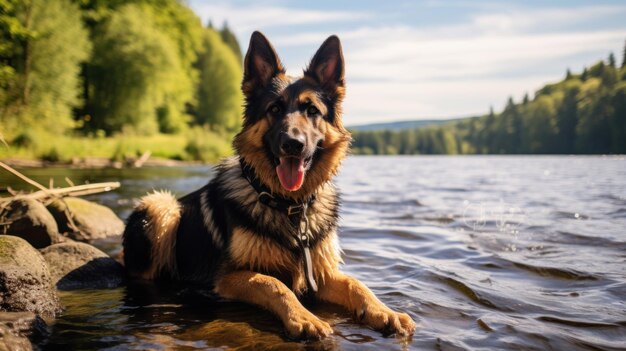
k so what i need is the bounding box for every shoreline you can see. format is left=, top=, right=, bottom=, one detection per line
left=0, top=157, right=207, bottom=169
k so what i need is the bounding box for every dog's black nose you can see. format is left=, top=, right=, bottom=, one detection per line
left=280, top=134, right=305, bottom=156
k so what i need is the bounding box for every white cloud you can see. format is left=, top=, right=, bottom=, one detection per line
left=342, top=28, right=624, bottom=81
left=470, top=5, right=626, bottom=34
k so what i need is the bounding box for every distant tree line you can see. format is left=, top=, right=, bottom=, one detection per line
left=352, top=45, right=626, bottom=155
left=0, top=0, right=243, bottom=138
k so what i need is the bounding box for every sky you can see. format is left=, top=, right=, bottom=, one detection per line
left=189, top=0, right=626, bottom=126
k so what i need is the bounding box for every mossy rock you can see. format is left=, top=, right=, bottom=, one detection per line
left=0, top=199, right=61, bottom=248
left=0, top=236, right=60, bottom=319
left=46, top=197, right=124, bottom=241
left=40, top=242, right=124, bottom=290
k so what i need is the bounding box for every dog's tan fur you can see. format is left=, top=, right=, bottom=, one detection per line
left=133, top=191, right=181, bottom=279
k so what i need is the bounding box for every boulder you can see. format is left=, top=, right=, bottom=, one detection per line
left=0, top=199, right=61, bottom=248
left=0, top=311, right=48, bottom=351
left=0, top=236, right=60, bottom=319
left=46, top=197, right=124, bottom=241
left=40, top=242, right=124, bottom=290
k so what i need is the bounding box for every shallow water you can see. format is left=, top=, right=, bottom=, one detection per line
left=2, top=155, right=626, bottom=350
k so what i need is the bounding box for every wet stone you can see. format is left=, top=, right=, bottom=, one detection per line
left=46, top=197, right=125, bottom=241
left=40, top=241, right=124, bottom=290
left=0, top=236, right=60, bottom=319
left=0, top=199, right=61, bottom=249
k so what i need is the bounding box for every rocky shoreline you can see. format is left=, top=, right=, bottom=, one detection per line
left=0, top=197, right=125, bottom=349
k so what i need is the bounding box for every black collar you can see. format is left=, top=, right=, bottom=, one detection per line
left=239, top=158, right=315, bottom=218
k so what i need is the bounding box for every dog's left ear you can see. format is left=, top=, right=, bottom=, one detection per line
left=242, top=31, right=284, bottom=95
left=305, top=35, right=344, bottom=90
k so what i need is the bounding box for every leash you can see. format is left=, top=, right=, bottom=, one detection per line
left=240, top=158, right=318, bottom=292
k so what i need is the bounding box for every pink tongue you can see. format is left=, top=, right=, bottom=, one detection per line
left=276, top=157, right=305, bottom=191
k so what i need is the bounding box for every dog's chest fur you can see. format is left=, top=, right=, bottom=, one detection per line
left=176, top=157, right=342, bottom=293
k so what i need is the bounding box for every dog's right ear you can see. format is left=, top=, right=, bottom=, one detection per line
left=242, top=31, right=284, bottom=95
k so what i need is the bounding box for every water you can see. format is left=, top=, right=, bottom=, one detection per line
left=2, top=156, right=626, bottom=350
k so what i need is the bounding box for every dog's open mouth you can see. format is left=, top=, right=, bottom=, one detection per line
left=276, top=156, right=311, bottom=191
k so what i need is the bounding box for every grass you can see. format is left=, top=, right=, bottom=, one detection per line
left=0, top=127, right=234, bottom=164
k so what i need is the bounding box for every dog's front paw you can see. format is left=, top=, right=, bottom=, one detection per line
left=284, top=309, right=333, bottom=340
left=358, top=305, right=416, bottom=336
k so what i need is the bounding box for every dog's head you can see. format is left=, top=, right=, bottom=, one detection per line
left=234, top=31, right=351, bottom=199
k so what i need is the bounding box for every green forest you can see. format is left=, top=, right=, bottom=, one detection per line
left=352, top=48, right=626, bottom=155
left=0, top=0, right=243, bottom=162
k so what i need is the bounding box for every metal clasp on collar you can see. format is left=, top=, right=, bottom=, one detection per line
left=287, top=204, right=304, bottom=216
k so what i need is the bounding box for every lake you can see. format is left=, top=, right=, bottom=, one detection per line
left=2, top=155, right=625, bottom=350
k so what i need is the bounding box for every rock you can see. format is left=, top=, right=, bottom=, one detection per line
left=0, top=311, right=48, bottom=351
left=0, top=199, right=61, bottom=248
left=0, top=236, right=60, bottom=319
left=40, top=242, right=124, bottom=290
left=46, top=197, right=124, bottom=241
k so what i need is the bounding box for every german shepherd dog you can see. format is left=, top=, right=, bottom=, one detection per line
left=123, top=31, right=416, bottom=340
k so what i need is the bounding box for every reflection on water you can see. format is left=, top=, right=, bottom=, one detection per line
left=2, top=155, right=625, bottom=350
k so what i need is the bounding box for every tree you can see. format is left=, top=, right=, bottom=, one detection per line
left=495, top=97, right=523, bottom=153
left=581, top=67, right=588, bottom=81
left=220, top=22, right=242, bottom=64
left=75, top=0, right=202, bottom=134
left=90, top=4, right=189, bottom=134
left=0, top=0, right=90, bottom=135
left=194, top=28, right=243, bottom=132
left=576, top=78, right=612, bottom=153
left=556, top=85, right=580, bottom=153
left=566, top=68, right=572, bottom=79
left=608, top=52, right=616, bottom=67
left=622, top=40, right=626, bottom=68
left=482, top=106, right=497, bottom=153
left=609, top=83, right=626, bottom=153
left=525, top=96, right=557, bottom=153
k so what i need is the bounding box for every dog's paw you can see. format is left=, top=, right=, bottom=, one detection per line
left=285, top=309, right=333, bottom=340
left=358, top=305, right=416, bottom=336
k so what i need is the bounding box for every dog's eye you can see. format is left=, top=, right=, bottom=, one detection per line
left=268, top=104, right=281, bottom=114
left=307, top=105, right=319, bottom=115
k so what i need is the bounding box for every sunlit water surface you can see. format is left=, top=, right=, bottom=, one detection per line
left=2, top=156, right=625, bottom=350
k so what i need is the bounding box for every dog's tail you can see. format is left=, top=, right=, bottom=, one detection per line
left=123, top=191, right=181, bottom=280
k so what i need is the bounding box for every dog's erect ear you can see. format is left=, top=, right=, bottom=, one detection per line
left=243, top=31, right=284, bottom=93
left=305, top=35, right=344, bottom=90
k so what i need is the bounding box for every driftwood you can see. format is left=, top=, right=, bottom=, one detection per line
left=0, top=161, right=121, bottom=235
left=0, top=161, right=120, bottom=203
left=133, top=151, right=151, bottom=168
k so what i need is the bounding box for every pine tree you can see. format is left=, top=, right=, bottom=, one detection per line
left=483, top=106, right=496, bottom=153
left=622, top=39, right=626, bottom=68
left=581, top=67, right=588, bottom=80
left=557, top=86, right=579, bottom=153
left=508, top=97, right=524, bottom=153
left=220, top=22, right=242, bottom=64
left=608, top=52, right=616, bottom=67
left=566, top=68, right=572, bottom=79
